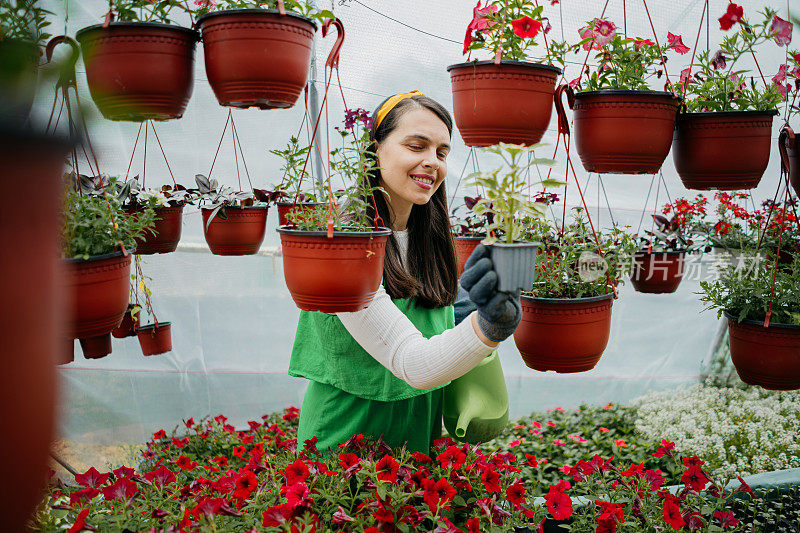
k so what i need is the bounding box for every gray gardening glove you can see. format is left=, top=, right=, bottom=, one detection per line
left=459, top=244, right=522, bottom=343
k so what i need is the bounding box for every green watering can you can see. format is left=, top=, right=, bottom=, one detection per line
left=443, top=351, right=509, bottom=443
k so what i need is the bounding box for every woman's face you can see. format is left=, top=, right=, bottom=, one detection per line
left=375, top=107, right=451, bottom=215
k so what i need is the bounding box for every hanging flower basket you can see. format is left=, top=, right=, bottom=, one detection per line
left=75, top=22, right=199, bottom=121
left=127, top=205, right=184, bottom=254
left=136, top=322, right=172, bottom=356
left=514, top=293, right=614, bottom=373
left=673, top=110, right=778, bottom=190
left=447, top=60, right=560, bottom=146
left=64, top=251, right=132, bottom=339
left=454, top=236, right=484, bottom=276
left=196, top=9, right=316, bottom=109
left=629, top=251, right=685, bottom=294
left=112, top=304, right=140, bottom=338
left=277, top=201, right=325, bottom=227
left=573, top=90, right=679, bottom=174
left=202, top=206, right=269, bottom=256
left=725, top=311, right=800, bottom=390
left=79, top=332, right=112, bottom=359
left=277, top=227, right=391, bottom=312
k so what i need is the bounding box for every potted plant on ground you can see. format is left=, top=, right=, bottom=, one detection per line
left=268, top=135, right=325, bottom=226
left=568, top=19, right=685, bottom=174
left=673, top=4, right=787, bottom=190
left=193, top=0, right=332, bottom=109
left=513, top=207, right=637, bottom=372
left=120, top=177, right=190, bottom=254
left=62, top=172, right=155, bottom=359
left=699, top=253, right=800, bottom=390
left=75, top=1, right=199, bottom=121
left=450, top=195, right=491, bottom=276
left=191, top=174, right=270, bottom=256
left=466, top=143, right=561, bottom=291
left=277, top=109, right=391, bottom=312
left=449, top=0, right=567, bottom=146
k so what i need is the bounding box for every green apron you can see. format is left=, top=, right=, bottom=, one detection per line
left=288, top=298, right=454, bottom=455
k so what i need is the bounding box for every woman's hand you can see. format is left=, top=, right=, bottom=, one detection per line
left=459, top=244, right=522, bottom=343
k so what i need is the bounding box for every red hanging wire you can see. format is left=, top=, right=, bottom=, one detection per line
left=680, top=0, right=707, bottom=106
left=124, top=122, right=144, bottom=182
left=231, top=111, right=242, bottom=191
left=640, top=0, right=674, bottom=93
left=142, top=121, right=148, bottom=189
left=207, top=110, right=232, bottom=180
left=149, top=121, right=179, bottom=187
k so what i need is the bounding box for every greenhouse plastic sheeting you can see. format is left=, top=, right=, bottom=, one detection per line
left=47, top=0, right=794, bottom=446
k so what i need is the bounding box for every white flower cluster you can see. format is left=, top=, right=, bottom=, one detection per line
left=632, top=384, right=800, bottom=480
left=131, top=188, right=172, bottom=208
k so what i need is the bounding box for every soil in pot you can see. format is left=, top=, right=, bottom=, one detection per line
left=128, top=205, right=183, bottom=254
left=277, top=201, right=325, bottom=227
left=202, top=206, right=268, bottom=256
left=447, top=60, right=560, bottom=146
left=629, top=251, right=685, bottom=293
left=514, top=293, right=614, bottom=373
left=454, top=236, right=484, bottom=276
left=197, top=9, right=316, bottom=109
left=136, top=322, right=172, bottom=356
left=725, top=311, right=800, bottom=391
left=277, top=227, right=391, bottom=312
left=573, top=90, right=679, bottom=174
left=75, top=23, right=199, bottom=121
left=486, top=242, right=540, bottom=292
left=64, top=251, right=132, bottom=339
left=673, top=111, right=777, bottom=190
left=112, top=304, right=140, bottom=338
left=79, top=332, right=112, bottom=359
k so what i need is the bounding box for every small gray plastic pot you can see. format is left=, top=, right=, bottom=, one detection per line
left=485, top=241, right=541, bottom=292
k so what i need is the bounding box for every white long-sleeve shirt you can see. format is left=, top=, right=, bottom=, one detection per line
left=336, top=229, right=494, bottom=390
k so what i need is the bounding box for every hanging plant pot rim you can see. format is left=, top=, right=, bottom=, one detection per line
left=723, top=310, right=800, bottom=330
left=62, top=249, right=131, bottom=264
left=277, top=226, right=391, bottom=237
left=487, top=241, right=541, bottom=248
left=634, top=250, right=686, bottom=256
left=276, top=201, right=326, bottom=206
left=575, top=89, right=678, bottom=99
left=677, top=109, right=779, bottom=118
left=454, top=235, right=487, bottom=240
left=196, top=8, right=317, bottom=30
left=521, top=292, right=615, bottom=304
left=446, top=60, right=561, bottom=74
left=201, top=205, right=269, bottom=212
left=76, top=22, right=200, bottom=40
left=136, top=322, right=171, bottom=332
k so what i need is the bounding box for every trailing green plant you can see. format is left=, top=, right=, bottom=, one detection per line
left=191, top=174, right=268, bottom=229
left=0, top=0, right=52, bottom=46
left=108, top=0, right=189, bottom=24
left=267, top=136, right=323, bottom=204
left=450, top=195, right=493, bottom=237
left=520, top=206, right=638, bottom=298
left=62, top=174, right=155, bottom=259
left=678, top=5, right=788, bottom=112
left=192, top=0, right=334, bottom=24
left=466, top=143, right=560, bottom=244
left=637, top=212, right=705, bottom=253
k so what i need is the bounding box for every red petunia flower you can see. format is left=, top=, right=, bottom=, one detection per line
left=505, top=479, right=526, bottom=507
left=719, top=3, right=744, bottom=31
left=734, top=476, right=756, bottom=497
left=524, top=454, right=538, bottom=467
left=662, top=494, right=685, bottom=530
left=653, top=438, right=676, bottom=458
left=74, top=467, right=109, bottom=488
left=233, top=470, right=258, bottom=500
left=144, top=465, right=176, bottom=489
left=152, top=429, right=166, bottom=440
left=332, top=506, right=355, bottom=524
left=262, top=504, right=290, bottom=527
left=714, top=510, right=741, bottom=528
left=375, top=454, right=400, bottom=484
left=545, top=488, right=573, bottom=520
left=284, top=459, right=310, bottom=486
left=621, top=462, right=644, bottom=477
left=480, top=469, right=502, bottom=493
left=463, top=1, right=499, bottom=54
left=284, top=482, right=313, bottom=510
left=437, top=445, right=467, bottom=470
left=633, top=38, right=654, bottom=51
left=511, top=16, right=542, bottom=39
left=682, top=464, right=711, bottom=492
left=372, top=507, right=394, bottom=523
left=466, top=517, right=481, bottom=533
left=102, top=477, right=138, bottom=501
left=176, top=455, right=197, bottom=471
left=112, top=466, right=134, bottom=479
left=67, top=508, right=90, bottom=533
left=423, top=477, right=457, bottom=513
left=667, top=32, right=690, bottom=54
left=69, top=487, right=99, bottom=506
left=410, top=452, right=432, bottom=463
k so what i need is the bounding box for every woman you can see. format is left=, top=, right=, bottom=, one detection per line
left=289, top=91, right=521, bottom=454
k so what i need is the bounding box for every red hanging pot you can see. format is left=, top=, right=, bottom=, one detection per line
left=79, top=332, right=113, bottom=359
left=447, top=60, right=560, bottom=146
left=197, top=9, right=316, bottom=109
left=278, top=227, right=391, bottom=312
left=75, top=22, right=199, bottom=121
left=573, top=90, right=679, bottom=174
left=112, top=304, right=140, bottom=338
left=629, top=251, right=685, bottom=294
left=454, top=236, right=484, bottom=276
left=514, top=293, right=614, bottom=373
left=726, top=311, right=800, bottom=390
left=64, top=251, right=132, bottom=339
left=127, top=205, right=184, bottom=254
left=202, top=206, right=269, bottom=255
left=784, top=126, right=800, bottom=197
left=673, top=110, right=777, bottom=190
left=277, top=201, right=325, bottom=227
left=136, top=322, right=172, bottom=356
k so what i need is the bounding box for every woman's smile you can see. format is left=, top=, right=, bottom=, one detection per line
left=410, top=173, right=436, bottom=189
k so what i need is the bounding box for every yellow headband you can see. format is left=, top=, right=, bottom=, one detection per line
left=374, top=90, right=425, bottom=130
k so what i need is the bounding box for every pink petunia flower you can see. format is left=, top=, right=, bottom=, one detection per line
left=633, top=38, right=654, bottom=51
left=667, top=32, right=690, bottom=54
left=770, top=15, right=793, bottom=46
left=773, top=64, right=788, bottom=84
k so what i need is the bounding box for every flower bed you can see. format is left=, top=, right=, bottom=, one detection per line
left=634, top=385, right=800, bottom=479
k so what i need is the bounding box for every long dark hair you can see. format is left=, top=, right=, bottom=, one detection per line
left=367, top=95, right=458, bottom=308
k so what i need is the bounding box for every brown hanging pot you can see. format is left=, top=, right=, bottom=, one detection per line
left=277, top=201, right=325, bottom=227
left=112, top=304, right=140, bottom=338
left=202, top=206, right=269, bottom=255
left=673, top=110, right=778, bottom=190
left=197, top=9, right=316, bottom=109
left=447, top=60, right=560, bottom=147
left=79, top=332, right=113, bottom=359
left=629, top=251, right=685, bottom=294
left=64, top=251, right=132, bottom=339
left=514, top=293, right=614, bottom=373
left=136, top=322, right=172, bottom=356
left=277, top=227, right=391, bottom=312
left=127, top=205, right=184, bottom=254
left=780, top=125, right=799, bottom=197
left=454, top=236, right=484, bottom=276
left=571, top=90, right=680, bottom=174
left=726, top=312, right=800, bottom=390
left=75, top=22, right=199, bottom=121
